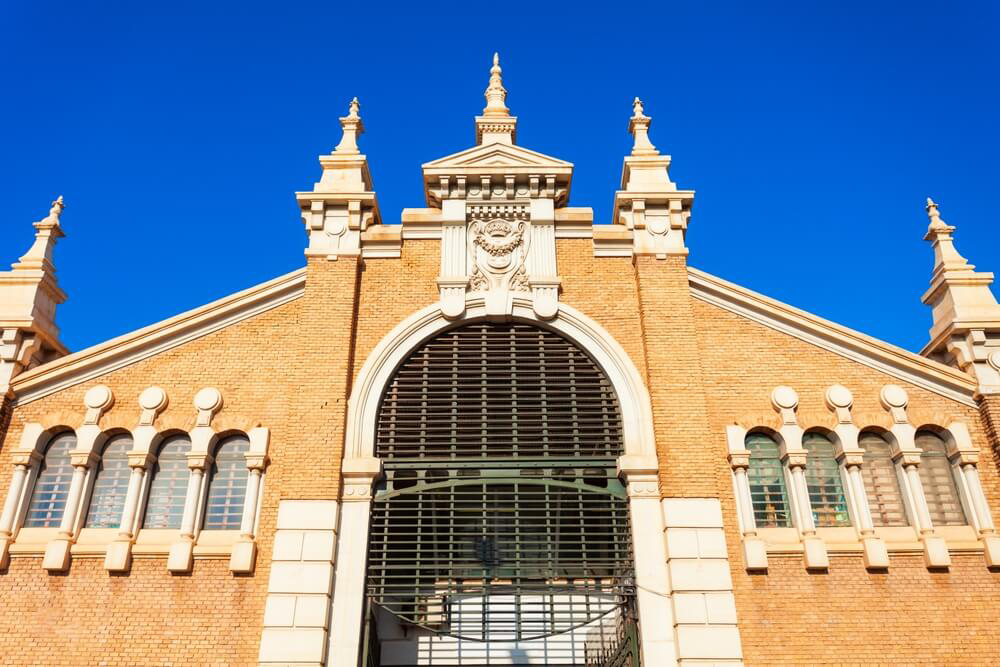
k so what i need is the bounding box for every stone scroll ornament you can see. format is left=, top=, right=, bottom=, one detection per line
left=467, top=218, right=530, bottom=293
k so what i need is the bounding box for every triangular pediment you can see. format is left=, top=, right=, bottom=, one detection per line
left=423, top=142, right=573, bottom=173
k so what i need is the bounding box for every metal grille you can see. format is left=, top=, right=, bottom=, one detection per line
left=25, top=432, right=76, bottom=528
left=85, top=434, right=133, bottom=528
left=859, top=432, right=908, bottom=527
left=375, top=322, right=623, bottom=461
left=367, top=322, right=635, bottom=667
left=142, top=435, right=191, bottom=529
left=916, top=430, right=966, bottom=526
left=203, top=435, right=250, bottom=530
left=803, top=432, right=851, bottom=527
left=746, top=433, right=791, bottom=528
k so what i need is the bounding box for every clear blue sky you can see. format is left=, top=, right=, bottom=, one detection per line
left=2, top=2, right=997, bottom=353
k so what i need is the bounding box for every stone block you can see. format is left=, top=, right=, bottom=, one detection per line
left=103, top=540, right=132, bottom=572
left=675, top=625, right=743, bottom=660
left=276, top=500, right=339, bottom=531
left=267, top=561, right=334, bottom=595
left=665, top=528, right=700, bottom=559
left=272, top=530, right=305, bottom=561
left=668, top=558, right=733, bottom=591
left=230, top=539, right=257, bottom=573
left=258, top=628, right=327, bottom=663
left=672, top=592, right=708, bottom=624
left=923, top=535, right=951, bottom=569
left=742, top=537, right=767, bottom=571
left=263, top=595, right=297, bottom=627
left=662, top=498, right=723, bottom=528
left=293, top=594, right=331, bottom=627
left=42, top=538, right=72, bottom=572
left=861, top=536, right=889, bottom=570
left=802, top=536, right=828, bottom=571
left=302, top=531, right=336, bottom=562
left=704, top=592, right=739, bottom=624
left=166, top=540, right=194, bottom=573
left=983, top=534, right=1000, bottom=569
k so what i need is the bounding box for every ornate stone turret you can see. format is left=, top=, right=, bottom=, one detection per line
left=920, top=198, right=1000, bottom=393
left=297, top=98, right=383, bottom=260
left=475, top=53, right=517, bottom=146
left=611, top=98, right=695, bottom=258
left=0, top=197, right=69, bottom=395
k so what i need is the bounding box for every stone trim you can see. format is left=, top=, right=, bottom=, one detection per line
left=11, top=268, right=306, bottom=405
left=688, top=268, right=978, bottom=406
left=259, top=500, right=338, bottom=667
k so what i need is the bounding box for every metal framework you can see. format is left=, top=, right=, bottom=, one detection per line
left=364, top=322, right=639, bottom=666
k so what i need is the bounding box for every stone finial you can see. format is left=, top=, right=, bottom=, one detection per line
left=482, top=52, right=509, bottom=117
left=334, top=97, right=364, bottom=155
left=628, top=97, right=658, bottom=156
left=13, top=196, right=66, bottom=272
left=923, top=197, right=972, bottom=277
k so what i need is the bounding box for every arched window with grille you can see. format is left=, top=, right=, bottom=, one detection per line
left=916, top=429, right=966, bottom=526
left=84, top=433, right=133, bottom=528
left=142, top=434, right=191, bottom=529
left=803, top=431, right=851, bottom=527
left=364, top=321, right=638, bottom=666
left=745, top=432, right=792, bottom=528
left=859, top=430, right=908, bottom=527
left=24, top=432, right=77, bottom=528
left=203, top=434, right=250, bottom=530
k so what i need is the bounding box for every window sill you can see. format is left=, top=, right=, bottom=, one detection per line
left=6, top=528, right=248, bottom=561
left=755, top=525, right=985, bottom=554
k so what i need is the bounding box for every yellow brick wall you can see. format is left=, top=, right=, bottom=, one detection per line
left=1, top=235, right=999, bottom=665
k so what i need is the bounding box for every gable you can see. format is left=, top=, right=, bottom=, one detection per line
left=422, top=142, right=573, bottom=173
left=688, top=267, right=977, bottom=406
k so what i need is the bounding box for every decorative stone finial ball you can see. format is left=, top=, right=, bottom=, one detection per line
left=988, top=351, right=1000, bottom=371
left=139, top=386, right=168, bottom=411
left=771, top=386, right=799, bottom=411
left=825, top=384, right=853, bottom=410
left=879, top=384, right=909, bottom=410
left=194, top=387, right=223, bottom=412
left=83, top=385, right=114, bottom=410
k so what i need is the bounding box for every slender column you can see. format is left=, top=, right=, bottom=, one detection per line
left=327, top=457, right=381, bottom=667
left=57, top=460, right=90, bottom=539
left=904, top=463, right=934, bottom=535
left=167, top=455, right=208, bottom=573
left=728, top=446, right=767, bottom=571
left=788, top=462, right=816, bottom=535
left=117, top=464, right=146, bottom=540
left=0, top=464, right=29, bottom=537
left=845, top=460, right=874, bottom=535
left=962, top=463, right=995, bottom=533
left=43, top=451, right=97, bottom=572
left=240, top=468, right=263, bottom=539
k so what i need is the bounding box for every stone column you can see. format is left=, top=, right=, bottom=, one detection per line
left=0, top=452, right=38, bottom=570
left=42, top=451, right=97, bottom=572
left=231, top=447, right=267, bottom=574
left=724, top=434, right=767, bottom=571
left=105, top=453, right=153, bottom=572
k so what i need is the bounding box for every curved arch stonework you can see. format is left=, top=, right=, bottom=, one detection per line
left=343, top=293, right=657, bottom=464
left=327, top=295, right=682, bottom=667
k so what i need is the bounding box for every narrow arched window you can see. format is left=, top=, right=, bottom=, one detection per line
left=859, top=430, right=907, bottom=526
left=803, top=431, right=851, bottom=527
left=202, top=435, right=250, bottom=530
left=84, top=433, right=133, bottom=528
left=24, top=432, right=76, bottom=528
left=746, top=432, right=792, bottom=527
left=142, top=435, right=190, bottom=529
left=916, top=429, right=966, bottom=526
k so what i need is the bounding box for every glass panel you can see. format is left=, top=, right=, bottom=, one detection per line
left=24, top=432, right=77, bottom=528
left=202, top=435, right=250, bottom=530
left=85, top=434, right=133, bottom=528
left=142, top=435, right=190, bottom=529
left=803, top=432, right=851, bottom=527
left=860, top=432, right=908, bottom=527
left=916, top=430, right=966, bottom=526
left=746, top=433, right=791, bottom=528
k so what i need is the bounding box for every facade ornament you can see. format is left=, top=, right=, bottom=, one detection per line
left=467, top=213, right=531, bottom=301
left=298, top=98, right=384, bottom=261
left=475, top=53, right=517, bottom=145
left=0, top=196, right=69, bottom=395
left=920, top=198, right=1000, bottom=393
left=612, top=99, right=695, bottom=259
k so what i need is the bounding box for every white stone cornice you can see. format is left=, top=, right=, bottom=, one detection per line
left=688, top=267, right=978, bottom=407
left=10, top=268, right=305, bottom=405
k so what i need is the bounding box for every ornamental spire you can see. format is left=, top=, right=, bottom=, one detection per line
left=475, top=53, right=517, bottom=145
left=13, top=196, right=66, bottom=271
left=628, top=97, right=658, bottom=156
left=923, top=197, right=973, bottom=279
left=334, top=97, right=364, bottom=154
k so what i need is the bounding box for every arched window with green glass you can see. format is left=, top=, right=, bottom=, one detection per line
left=24, top=432, right=76, bottom=528
left=803, top=431, right=851, bottom=527
left=746, top=431, right=792, bottom=528
left=202, top=434, right=250, bottom=530
left=142, top=434, right=191, bottom=529
left=859, top=430, right=908, bottom=527
left=916, top=429, right=966, bottom=526
left=84, top=433, right=133, bottom=528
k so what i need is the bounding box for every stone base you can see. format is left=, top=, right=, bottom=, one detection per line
left=0, top=536, right=11, bottom=570
left=104, top=540, right=133, bottom=572
left=922, top=534, right=951, bottom=569
left=42, top=537, right=72, bottom=572
left=861, top=536, right=889, bottom=570
left=742, top=536, right=768, bottom=571
left=230, top=539, right=257, bottom=574
left=167, top=540, right=194, bottom=573
left=802, top=536, right=829, bottom=570
left=982, top=534, right=1000, bottom=568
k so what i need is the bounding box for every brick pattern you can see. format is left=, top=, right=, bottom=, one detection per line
left=0, top=234, right=999, bottom=665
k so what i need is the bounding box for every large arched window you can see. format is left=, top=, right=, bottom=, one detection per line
left=203, top=434, right=250, bottom=530
left=24, top=432, right=76, bottom=528
left=365, top=321, right=636, bottom=665
left=803, top=431, right=851, bottom=527
left=916, top=429, right=966, bottom=526
left=859, top=430, right=908, bottom=527
left=84, top=433, right=133, bottom=528
left=142, top=434, right=191, bottom=529
left=745, top=432, right=791, bottom=528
